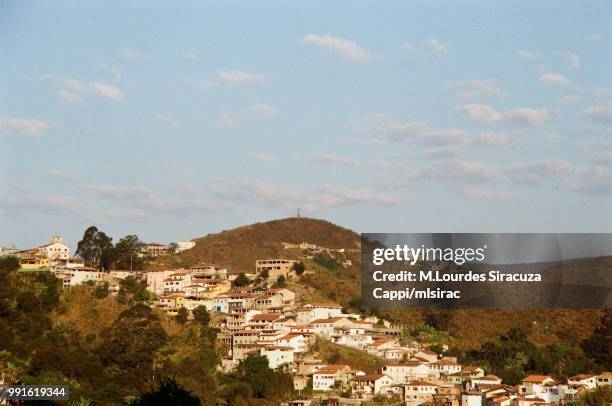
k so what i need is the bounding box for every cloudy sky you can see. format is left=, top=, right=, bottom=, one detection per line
left=1, top=1, right=611, bottom=249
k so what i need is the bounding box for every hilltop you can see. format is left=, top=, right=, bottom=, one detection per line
left=150, top=217, right=360, bottom=273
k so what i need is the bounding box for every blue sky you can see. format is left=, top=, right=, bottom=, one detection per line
left=1, top=1, right=611, bottom=249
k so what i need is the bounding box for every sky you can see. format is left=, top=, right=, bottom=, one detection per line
left=1, top=0, right=611, bottom=250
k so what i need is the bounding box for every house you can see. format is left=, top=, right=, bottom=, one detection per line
left=255, top=259, right=298, bottom=279
left=145, top=270, right=176, bottom=295
left=297, top=303, right=344, bottom=323
left=520, top=375, right=556, bottom=395
left=19, top=255, right=51, bottom=270
left=38, top=236, right=70, bottom=260
left=382, top=361, right=430, bottom=384
left=174, top=241, right=195, bottom=253
left=429, top=359, right=461, bottom=375
left=462, top=391, right=484, bottom=406
left=413, top=350, right=439, bottom=363
left=144, top=242, right=170, bottom=257
left=163, top=270, right=192, bottom=293
left=597, top=372, right=612, bottom=387
left=404, top=380, right=439, bottom=406
left=468, top=375, right=503, bottom=390
left=350, top=374, right=393, bottom=399
left=277, top=333, right=311, bottom=353
left=313, top=364, right=351, bottom=391
left=157, top=293, right=185, bottom=312
left=310, top=317, right=355, bottom=338
left=249, top=313, right=284, bottom=330
left=365, top=338, right=398, bottom=356
left=568, top=374, right=597, bottom=390
left=261, top=345, right=294, bottom=369
left=64, top=267, right=106, bottom=286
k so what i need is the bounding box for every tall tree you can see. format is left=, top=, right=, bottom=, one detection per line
left=75, top=226, right=114, bottom=269
left=114, top=235, right=147, bottom=270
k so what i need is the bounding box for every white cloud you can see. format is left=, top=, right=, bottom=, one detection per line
left=246, top=153, right=274, bottom=162
left=368, top=114, right=471, bottom=146
left=306, top=154, right=358, bottom=166
left=456, top=80, right=504, bottom=100
left=507, top=158, right=574, bottom=185
left=463, top=186, right=514, bottom=200
left=426, top=37, right=448, bottom=56
left=43, top=170, right=77, bottom=180
left=457, top=104, right=550, bottom=126
left=89, top=82, right=124, bottom=101
left=216, top=70, right=267, bottom=86
left=38, top=74, right=86, bottom=92
left=556, top=51, right=580, bottom=68
left=119, top=47, right=145, bottom=60
left=302, top=34, right=379, bottom=62
left=0, top=117, right=49, bottom=136
left=57, top=90, right=83, bottom=103
left=250, top=103, right=277, bottom=118
left=517, top=50, right=540, bottom=60
left=579, top=104, right=612, bottom=122
left=419, top=160, right=500, bottom=183
left=208, top=178, right=400, bottom=211
left=218, top=112, right=238, bottom=128
left=540, top=73, right=571, bottom=86
left=476, top=132, right=514, bottom=147
left=34, top=74, right=123, bottom=102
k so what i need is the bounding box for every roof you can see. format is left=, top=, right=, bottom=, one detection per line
left=314, top=364, right=350, bottom=374
left=523, top=375, right=554, bottom=384
left=278, top=333, right=306, bottom=340
left=386, top=361, right=426, bottom=367
left=351, top=374, right=386, bottom=382
left=432, top=359, right=458, bottom=366
left=406, top=380, right=439, bottom=387
left=251, top=313, right=282, bottom=321
left=478, top=375, right=502, bottom=381
left=310, top=317, right=348, bottom=324
left=569, top=374, right=597, bottom=380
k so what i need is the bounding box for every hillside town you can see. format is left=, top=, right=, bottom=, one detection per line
left=1, top=235, right=610, bottom=406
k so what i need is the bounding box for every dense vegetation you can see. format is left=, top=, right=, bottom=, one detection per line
left=0, top=256, right=293, bottom=405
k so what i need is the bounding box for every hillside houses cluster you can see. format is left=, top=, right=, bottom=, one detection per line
left=2, top=236, right=610, bottom=405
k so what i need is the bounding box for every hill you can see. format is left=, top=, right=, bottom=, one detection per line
left=148, top=217, right=607, bottom=352
left=150, top=217, right=360, bottom=273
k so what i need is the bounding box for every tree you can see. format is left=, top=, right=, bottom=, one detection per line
left=114, top=235, right=147, bottom=270
left=292, top=261, right=305, bottom=276
left=75, top=226, right=114, bottom=269
left=176, top=307, right=189, bottom=324
left=259, top=269, right=269, bottom=279
left=193, top=306, right=211, bottom=327
left=168, top=243, right=179, bottom=254
left=236, top=355, right=293, bottom=399
left=274, top=275, right=286, bottom=288
left=131, top=378, right=200, bottom=406
left=233, top=273, right=250, bottom=288
left=99, top=304, right=168, bottom=385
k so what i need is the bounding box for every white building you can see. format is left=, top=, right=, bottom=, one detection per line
left=382, top=362, right=430, bottom=384
left=175, top=241, right=196, bottom=253
left=313, top=364, right=351, bottom=391
left=296, top=303, right=343, bottom=323
left=145, top=270, right=176, bottom=295
left=260, top=346, right=294, bottom=369
left=38, top=236, right=70, bottom=260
